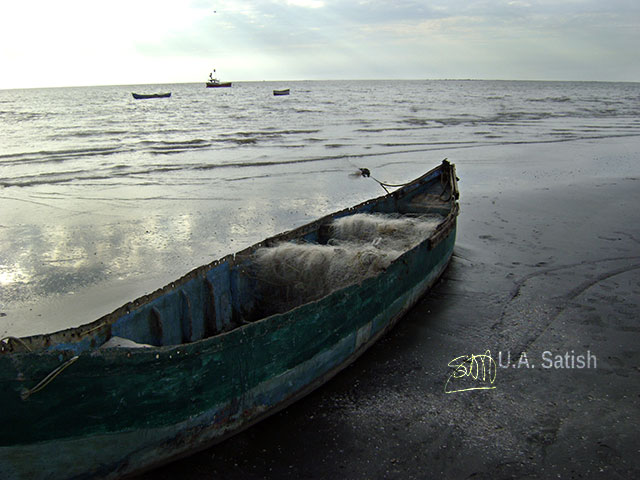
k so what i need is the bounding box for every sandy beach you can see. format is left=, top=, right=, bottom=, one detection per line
left=127, top=136, right=640, bottom=479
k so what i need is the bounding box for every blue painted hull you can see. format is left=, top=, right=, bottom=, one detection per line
left=0, top=161, right=459, bottom=479
left=131, top=92, right=171, bottom=99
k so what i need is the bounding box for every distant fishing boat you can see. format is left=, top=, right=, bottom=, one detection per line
left=0, top=161, right=459, bottom=480
left=206, top=69, right=232, bottom=88
left=273, top=88, right=290, bottom=96
left=132, top=92, right=171, bottom=99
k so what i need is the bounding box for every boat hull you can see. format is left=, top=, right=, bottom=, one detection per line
left=131, top=92, right=171, bottom=99
left=0, top=229, right=455, bottom=480
left=206, top=82, right=232, bottom=88
left=0, top=162, right=459, bottom=479
left=273, top=89, right=290, bottom=96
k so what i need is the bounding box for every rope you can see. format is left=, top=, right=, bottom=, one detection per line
left=368, top=175, right=414, bottom=194
left=357, top=160, right=450, bottom=194
left=21, top=355, right=79, bottom=401
left=371, top=177, right=390, bottom=194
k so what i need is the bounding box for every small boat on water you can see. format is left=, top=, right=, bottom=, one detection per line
left=206, top=80, right=232, bottom=88
left=206, top=69, right=232, bottom=88
left=0, top=161, right=459, bottom=480
left=132, top=92, right=171, bottom=99
left=273, top=88, right=290, bottom=96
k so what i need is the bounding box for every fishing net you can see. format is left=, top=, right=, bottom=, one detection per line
left=251, top=213, right=441, bottom=314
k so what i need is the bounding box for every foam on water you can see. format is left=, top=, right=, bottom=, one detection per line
left=1, top=80, right=639, bottom=189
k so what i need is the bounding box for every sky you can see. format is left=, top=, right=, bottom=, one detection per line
left=1, top=0, right=639, bottom=89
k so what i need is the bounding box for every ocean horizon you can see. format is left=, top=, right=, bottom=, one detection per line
left=3, top=77, right=639, bottom=91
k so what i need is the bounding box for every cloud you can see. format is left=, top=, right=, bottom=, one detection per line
left=130, top=0, right=639, bottom=81
left=1, top=0, right=639, bottom=87
left=285, top=0, right=325, bottom=8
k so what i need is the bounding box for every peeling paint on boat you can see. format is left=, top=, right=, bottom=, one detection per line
left=0, top=161, right=459, bottom=480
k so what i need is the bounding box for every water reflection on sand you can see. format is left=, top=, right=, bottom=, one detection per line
left=0, top=163, right=381, bottom=337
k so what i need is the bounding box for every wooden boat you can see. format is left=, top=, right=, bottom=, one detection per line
left=0, top=161, right=459, bottom=480
left=206, top=69, right=231, bottom=88
left=206, top=80, right=232, bottom=88
left=273, top=88, right=290, bottom=96
left=132, top=92, right=171, bottom=99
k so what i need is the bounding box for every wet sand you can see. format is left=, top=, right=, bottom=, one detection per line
left=133, top=137, right=640, bottom=479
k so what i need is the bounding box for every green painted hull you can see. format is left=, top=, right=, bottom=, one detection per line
left=0, top=161, right=459, bottom=479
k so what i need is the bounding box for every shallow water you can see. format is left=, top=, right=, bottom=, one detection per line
left=1, top=80, right=639, bottom=336
left=2, top=80, right=639, bottom=189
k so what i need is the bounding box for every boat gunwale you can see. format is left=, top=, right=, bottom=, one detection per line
left=3, top=161, right=458, bottom=354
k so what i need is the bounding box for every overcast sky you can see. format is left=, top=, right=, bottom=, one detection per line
left=1, top=0, right=639, bottom=89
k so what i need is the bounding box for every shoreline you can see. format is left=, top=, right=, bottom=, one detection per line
left=2, top=135, right=639, bottom=336
left=131, top=136, right=640, bottom=478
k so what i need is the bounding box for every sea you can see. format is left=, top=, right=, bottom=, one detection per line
left=1, top=79, right=640, bottom=336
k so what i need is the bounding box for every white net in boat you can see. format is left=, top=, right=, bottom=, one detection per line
left=251, top=213, right=441, bottom=313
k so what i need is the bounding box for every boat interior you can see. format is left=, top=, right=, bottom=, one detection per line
left=1, top=162, right=458, bottom=355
